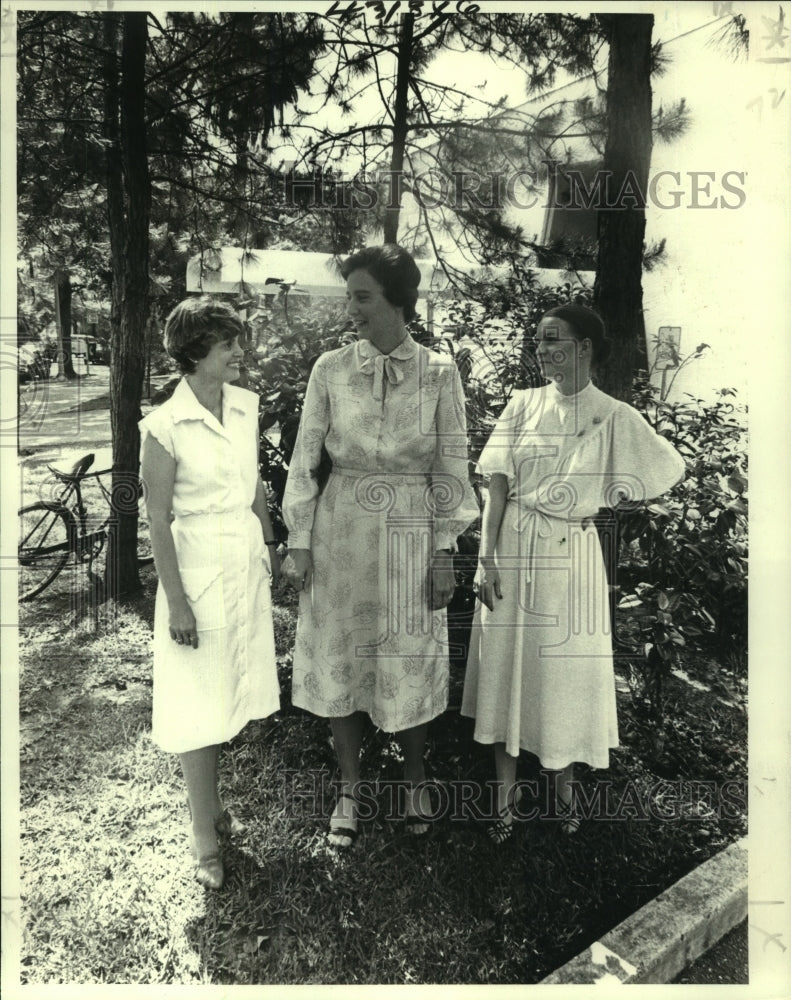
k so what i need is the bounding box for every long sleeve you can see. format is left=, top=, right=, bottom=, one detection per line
left=430, top=362, right=480, bottom=550
left=282, top=357, right=331, bottom=549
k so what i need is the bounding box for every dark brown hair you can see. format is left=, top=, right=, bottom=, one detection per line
left=340, top=244, right=421, bottom=322
left=541, top=304, right=611, bottom=366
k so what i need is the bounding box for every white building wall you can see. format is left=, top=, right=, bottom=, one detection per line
left=400, top=11, right=757, bottom=403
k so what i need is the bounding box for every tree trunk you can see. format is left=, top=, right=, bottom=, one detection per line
left=593, top=13, right=653, bottom=401
left=53, top=268, right=77, bottom=380
left=103, top=12, right=151, bottom=599
left=382, top=14, right=414, bottom=244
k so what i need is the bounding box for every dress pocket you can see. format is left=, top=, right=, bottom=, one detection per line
left=179, top=567, right=226, bottom=631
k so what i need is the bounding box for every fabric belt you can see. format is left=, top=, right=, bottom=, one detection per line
left=330, top=466, right=431, bottom=482
left=508, top=499, right=556, bottom=585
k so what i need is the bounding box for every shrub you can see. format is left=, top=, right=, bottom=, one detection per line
left=617, top=377, right=748, bottom=660
left=242, top=291, right=352, bottom=540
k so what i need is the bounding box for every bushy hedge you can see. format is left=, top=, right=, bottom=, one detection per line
left=615, top=378, right=748, bottom=720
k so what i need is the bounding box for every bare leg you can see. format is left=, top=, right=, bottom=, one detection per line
left=328, top=712, right=366, bottom=846
left=547, top=762, right=579, bottom=834
left=180, top=745, right=222, bottom=856
left=180, top=746, right=224, bottom=888
left=395, top=722, right=431, bottom=833
left=493, top=742, right=519, bottom=817
left=554, top=763, right=575, bottom=807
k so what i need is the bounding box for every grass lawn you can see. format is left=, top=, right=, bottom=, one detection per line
left=16, top=487, right=747, bottom=984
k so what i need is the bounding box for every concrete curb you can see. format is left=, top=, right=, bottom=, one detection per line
left=540, top=836, right=748, bottom=985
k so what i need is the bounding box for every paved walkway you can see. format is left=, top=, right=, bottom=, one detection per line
left=17, top=367, right=166, bottom=465
left=672, top=919, right=747, bottom=984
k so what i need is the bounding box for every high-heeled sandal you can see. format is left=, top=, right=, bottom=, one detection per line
left=486, top=789, right=523, bottom=845
left=556, top=796, right=581, bottom=836
left=328, top=791, right=359, bottom=849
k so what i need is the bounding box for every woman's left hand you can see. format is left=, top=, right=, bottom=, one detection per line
left=430, top=550, right=456, bottom=610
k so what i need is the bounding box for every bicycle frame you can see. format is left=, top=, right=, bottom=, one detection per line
left=20, top=455, right=152, bottom=602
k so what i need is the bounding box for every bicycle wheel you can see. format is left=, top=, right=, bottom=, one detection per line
left=18, top=502, right=75, bottom=601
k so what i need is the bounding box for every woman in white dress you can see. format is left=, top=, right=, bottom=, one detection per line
left=461, top=304, right=685, bottom=841
left=281, top=245, right=478, bottom=848
left=140, top=297, right=280, bottom=888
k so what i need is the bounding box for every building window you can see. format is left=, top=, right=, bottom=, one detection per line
left=537, top=160, right=600, bottom=271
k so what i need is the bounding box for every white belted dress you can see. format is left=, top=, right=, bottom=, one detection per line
left=461, top=381, right=686, bottom=769
left=139, top=378, right=280, bottom=754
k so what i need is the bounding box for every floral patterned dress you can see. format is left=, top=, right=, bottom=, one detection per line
left=461, top=381, right=686, bottom=769
left=282, top=336, right=479, bottom=732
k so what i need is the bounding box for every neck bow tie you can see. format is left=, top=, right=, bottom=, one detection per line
left=359, top=352, right=404, bottom=401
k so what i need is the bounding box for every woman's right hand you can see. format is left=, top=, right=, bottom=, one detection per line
left=473, top=559, right=502, bottom=611
left=281, top=548, right=313, bottom=592
left=169, top=598, right=199, bottom=649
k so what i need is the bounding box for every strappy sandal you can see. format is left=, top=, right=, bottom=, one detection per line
left=486, top=788, right=523, bottom=845
left=404, top=783, right=436, bottom=837
left=328, top=791, right=359, bottom=849
left=487, top=805, right=516, bottom=844
left=556, top=796, right=581, bottom=836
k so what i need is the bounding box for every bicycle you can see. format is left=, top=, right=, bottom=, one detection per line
left=18, top=452, right=153, bottom=602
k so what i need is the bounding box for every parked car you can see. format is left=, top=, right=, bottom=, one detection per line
left=17, top=344, right=51, bottom=383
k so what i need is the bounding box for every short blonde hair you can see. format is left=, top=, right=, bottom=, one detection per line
left=163, top=296, right=246, bottom=374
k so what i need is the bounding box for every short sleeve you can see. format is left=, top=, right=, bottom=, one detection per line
left=139, top=408, right=175, bottom=460
left=607, top=403, right=686, bottom=502
left=476, top=392, right=524, bottom=484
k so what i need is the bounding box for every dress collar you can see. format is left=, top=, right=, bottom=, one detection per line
left=171, top=377, right=249, bottom=425
left=356, top=333, right=417, bottom=362
left=548, top=379, right=595, bottom=406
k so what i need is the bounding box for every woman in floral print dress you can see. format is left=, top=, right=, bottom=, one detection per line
left=281, top=245, right=478, bottom=847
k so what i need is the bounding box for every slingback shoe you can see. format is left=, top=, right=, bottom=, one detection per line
left=328, top=791, right=359, bottom=849
left=215, top=809, right=246, bottom=840
left=186, top=795, right=244, bottom=841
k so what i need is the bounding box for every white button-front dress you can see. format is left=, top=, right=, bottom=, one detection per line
left=461, top=381, right=686, bottom=769
left=139, top=378, right=280, bottom=754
